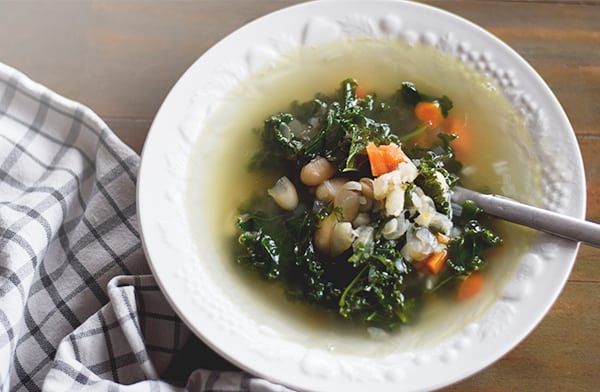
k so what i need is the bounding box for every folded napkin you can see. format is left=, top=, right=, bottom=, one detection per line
left=0, top=63, right=289, bottom=392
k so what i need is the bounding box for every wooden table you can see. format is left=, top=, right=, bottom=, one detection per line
left=1, top=1, right=597, bottom=390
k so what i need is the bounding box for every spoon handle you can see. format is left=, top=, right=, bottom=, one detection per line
left=452, top=186, right=600, bottom=248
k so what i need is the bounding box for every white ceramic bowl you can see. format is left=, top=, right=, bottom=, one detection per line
left=137, top=1, right=585, bottom=391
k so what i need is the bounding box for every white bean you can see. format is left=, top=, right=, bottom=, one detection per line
left=381, top=218, right=398, bottom=238
left=353, top=226, right=374, bottom=250
left=382, top=217, right=409, bottom=240
left=300, top=156, right=337, bottom=186
left=334, top=181, right=362, bottom=222
left=315, top=178, right=347, bottom=202
left=359, top=177, right=374, bottom=199
left=352, top=212, right=371, bottom=227
left=341, top=181, right=362, bottom=192
left=267, top=176, right=298, bottom=211
left=373, top=162, right=419, bottom=200
left=401, top=227, right=437, bottom=261
left=358, top=196, right=373, bottom=212
left=330, top=222, right=356, bottom=256
left=314, top=213, right=337, bottom=254
left=385, top=187, right=405, bottom=217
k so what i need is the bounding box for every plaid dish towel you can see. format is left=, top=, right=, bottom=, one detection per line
left=0, top=63, right=289, bottom=392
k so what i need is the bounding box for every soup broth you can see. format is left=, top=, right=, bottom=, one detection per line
left=186, top=38, right=541, bottom=354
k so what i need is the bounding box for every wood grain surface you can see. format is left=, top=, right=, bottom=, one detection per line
left=1, top=1, right=598, bottom=390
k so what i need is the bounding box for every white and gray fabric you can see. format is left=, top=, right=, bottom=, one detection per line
left=0, top=63, right=287, bottom=392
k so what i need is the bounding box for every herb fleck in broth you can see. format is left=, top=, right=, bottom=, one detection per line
left=186, top=38, right=541, bottom=354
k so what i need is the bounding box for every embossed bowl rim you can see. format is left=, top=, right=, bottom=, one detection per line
left=137, top=1, right=585, bottom=391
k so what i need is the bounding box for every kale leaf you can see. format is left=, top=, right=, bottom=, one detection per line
left=400, top=81, right=454, bottom=116
left=407, top=133, right=461, bottom=216
left=302, top=78, right=400, bottom=171
left=236, top=79, right=503, bottom=332
left=341, top=237, right=415, bottom=329
left=446, top=201, right=503, bottom=274
left=252, top=79, right=400, bottom=174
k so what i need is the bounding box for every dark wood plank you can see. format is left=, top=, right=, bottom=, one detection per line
left=580, top=136, right=600, bottom=220
left=443, top=281, right=600, bottom=391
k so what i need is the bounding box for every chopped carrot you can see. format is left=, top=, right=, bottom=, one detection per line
left=366, top=142, right=407, bottom=176
left=355, top=85, right=368, bottom=100
left=366, top=142, right=388, bottom=176
left=379, top=143, right=406, bottom=169
left=443, top=115, right=470, bottom=160
left=422, top=250, right=448, bottom=275
left=415, top=101, right=444, bottom=129
left=456, top=272, right=484, bottom=301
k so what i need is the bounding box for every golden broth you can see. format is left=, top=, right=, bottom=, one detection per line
left=186, top=38, right=542, bottom=354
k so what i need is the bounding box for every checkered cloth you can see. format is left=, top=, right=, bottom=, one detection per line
left=0, top=63, right=289, bottom=392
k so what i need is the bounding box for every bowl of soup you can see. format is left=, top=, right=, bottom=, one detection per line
left=137, top=1, right=585, bottom=391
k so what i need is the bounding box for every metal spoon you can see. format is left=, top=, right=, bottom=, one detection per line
left=452, top=186, right=600, bottom=248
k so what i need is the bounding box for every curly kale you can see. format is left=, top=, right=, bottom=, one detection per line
left=238, top=202, right=416, bottom=329
left=236, top=79, right=503, bottom=331
left=400, top=81, right=453, bottom=116
left=340, top=238, right=416, bottom=328
left=407, top=133, right=461, bottom=216
left=250, top=79, right=400, bottom=174
left=446, top=200, right=503, bottom=274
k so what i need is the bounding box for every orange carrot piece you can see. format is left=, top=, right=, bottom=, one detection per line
left=457, top=272, right=484, bottom=301
left=379, top=143, right=406, bottom=169
left=366, top=142, right=407, bottom=176
left=443, top=115, right=470, bottom=160
left=366, top=142, right=388, bottom=176
left=355, top=85, right=368, bottom=100
left=422, top=250, right=448, bottom=275
left=415, top=101, right=444, bottom=129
